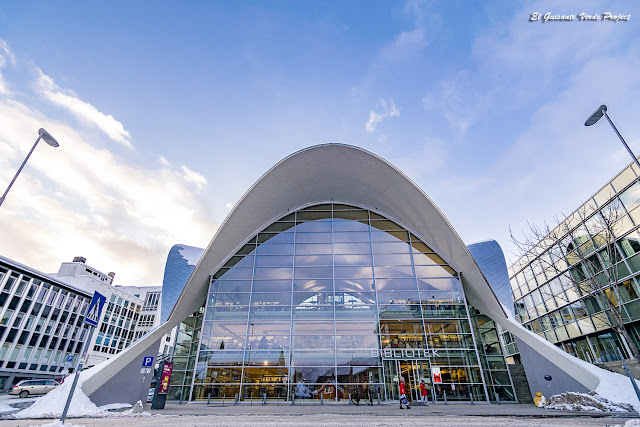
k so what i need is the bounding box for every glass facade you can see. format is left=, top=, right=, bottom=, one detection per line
left=509, top=163, right=640, bottom=363
left=169, top=203, right=515, bottom=403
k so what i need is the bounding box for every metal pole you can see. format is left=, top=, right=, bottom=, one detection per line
left=61, top=326, right=95, bottom=423
left=603, top=111, right=640, bottom=171
left=140, top=374, right=146, bottom=404
left=0, top=136, right=41, bottom=207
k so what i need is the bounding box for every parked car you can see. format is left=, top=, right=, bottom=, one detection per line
left=147, top=388, right=155, bottom=403
left=9, top=379, right=60, bottom=398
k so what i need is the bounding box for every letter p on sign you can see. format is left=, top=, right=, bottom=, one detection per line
left=142, top=357, right=154, bottom=367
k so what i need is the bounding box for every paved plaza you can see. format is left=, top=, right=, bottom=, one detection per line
left=1, top=401, right=637, bottom=427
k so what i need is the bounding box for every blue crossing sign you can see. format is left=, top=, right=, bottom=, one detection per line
left=83, top=292, right=107, bottom=327
left=142, top=356, right=154, bottom=368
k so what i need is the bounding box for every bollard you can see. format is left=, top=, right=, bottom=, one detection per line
left=208, top=393, right=211, bottom=405
left=349, top=392, right=351, bottom=405
left=234, top=393, right=238, bottom=405
left=321, top=394, right=324, bottom=405
left=179, top=393, right=183, bottom=405
left=444, top=390, right=447, bottom=405
left=378, top=394, right=381, bottom=405
left=222, top=395, right=225, bottom=406
left=470, top=392, right=474, bottom=405
left=496, top=393, right=500, bottom=405
left=262, top=393, right=267, bottom=406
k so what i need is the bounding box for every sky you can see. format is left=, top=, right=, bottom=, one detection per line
left=0, top=0, right=639, bottom=287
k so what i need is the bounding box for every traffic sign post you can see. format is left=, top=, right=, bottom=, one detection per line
left=61, top=291, right=106, bottom=423
left=140, top=356, right=154, bottom=404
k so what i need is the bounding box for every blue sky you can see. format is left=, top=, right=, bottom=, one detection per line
left=0, top=0, right=639, bottom=286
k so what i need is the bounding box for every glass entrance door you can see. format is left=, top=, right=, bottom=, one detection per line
left=394, top=360, right=430, bottom=402
left=384, top=359, right=432, bottom=402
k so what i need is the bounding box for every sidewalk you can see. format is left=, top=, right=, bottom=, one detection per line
left=152, top=401, right=636, bottom=419
left=1, top=402, right=637, bottom=427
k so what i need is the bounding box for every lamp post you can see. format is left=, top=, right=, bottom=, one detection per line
left=585, top=105, right=640, bottom=171
left=0, top=128, right=59, bottom=208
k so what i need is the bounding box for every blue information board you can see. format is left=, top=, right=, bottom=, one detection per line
left=142, top=356, right=154, bottom=367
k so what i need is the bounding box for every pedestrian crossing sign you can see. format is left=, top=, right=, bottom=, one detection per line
left=84, top=292, right=107, bottom=327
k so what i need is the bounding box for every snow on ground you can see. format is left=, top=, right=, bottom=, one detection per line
left=15, top=372, right=100, bottom=419
left=500, top=302, right=640, bottom=411
left=614, top=420, right=640, bottom=427
left=0, top=402, right=13, bottom=414
left=12, top=369, right=140, bottom=419
left=544, top=391, right=634, bottom=412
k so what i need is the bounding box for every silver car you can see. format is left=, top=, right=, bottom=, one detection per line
left=9, top=379, right=59, bottom=398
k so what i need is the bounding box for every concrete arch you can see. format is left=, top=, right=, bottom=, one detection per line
left=83, top=144, right=599, bottom=402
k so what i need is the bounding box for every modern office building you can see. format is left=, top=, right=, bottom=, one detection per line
left=509, top=160, right=640, bottom=364
left=51, top=258, right=148, bottom=366
left=468, top=240, right=520, bottom=360
left=161, top=245, right=204, bottom=324
left=0, top=255, right=92, bottom=390
left=156, top=244, right=205, bottom=358
left=117, top=285, right=162, bottom=341
left=82, top=144, right=605, bottom=407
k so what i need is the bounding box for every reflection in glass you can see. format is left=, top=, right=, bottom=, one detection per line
left=195, top=203, right=499, bottom=402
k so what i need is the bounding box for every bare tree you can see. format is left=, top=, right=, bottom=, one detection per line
left=511, top=199, right=640, bottom=361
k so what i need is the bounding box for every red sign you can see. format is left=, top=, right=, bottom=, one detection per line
left=158, top=362, right=173, bottom=395
left=432, top=367, right=442, bottom=384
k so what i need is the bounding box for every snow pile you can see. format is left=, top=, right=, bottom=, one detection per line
left=15, top=372, right=101, bottom=419
left=613, top=420, right=640, bottom=427
left=13, top=370, right=140, bottom=419
left=500, top=303, right=640, bottom=411
left=544, top=391, right=634, bottom=412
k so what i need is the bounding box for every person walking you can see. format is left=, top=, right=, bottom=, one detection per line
left=419, top=380, right=428, bottom=405
left=398, top=378, right=410, bottom=409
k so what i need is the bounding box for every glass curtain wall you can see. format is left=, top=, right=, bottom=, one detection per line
left=511, top=171, right=640, bottom=363
left=177, top=203, right=512, bottom=403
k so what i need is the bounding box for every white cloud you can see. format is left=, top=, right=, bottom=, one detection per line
left=36, top=70, right=133, bottom=149
left=181, top=165, right=207, bottom=189
left=0, top=40, right=16, bottom=68
left=159, top=156, right=171, bottom=167
left=366, top=99, right=400, bottom=133
left=378, top=28, right=427, bottom=62
left=0, top=40, right=16, bottom=95
left=225, top=202, right=234, bottom=209
left=0, top=41, right=216, bottom=286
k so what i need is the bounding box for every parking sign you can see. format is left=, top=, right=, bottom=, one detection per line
left=142, top=356, right=154, bottom=367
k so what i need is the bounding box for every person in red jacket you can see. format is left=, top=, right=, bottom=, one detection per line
left=419, top=380, right=428, bottom=405
left=398, top=378, right=410, bottom=409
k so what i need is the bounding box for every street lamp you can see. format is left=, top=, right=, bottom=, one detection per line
left=585, top=105, right=640, bottom=171
left=0, top=128, right=59, bottom=208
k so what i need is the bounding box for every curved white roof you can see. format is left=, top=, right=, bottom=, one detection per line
left=83, top=143, right=599, bottom=396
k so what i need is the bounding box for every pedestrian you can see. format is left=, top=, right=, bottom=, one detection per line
left=398, top=378, right=410, bottom=409
left=419, top=380, right=428, bottom=405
